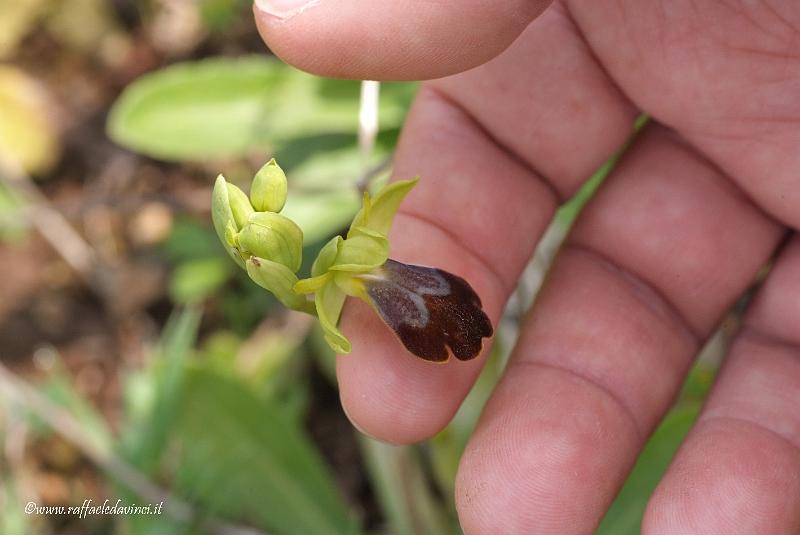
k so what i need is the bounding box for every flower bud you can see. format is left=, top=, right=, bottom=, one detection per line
left=246, top=256, right=309, bottom=312
left=212, top=175, right=247, bottom=268
left=250, top=158, right=288, bottom=213
left=237, top=212, right=303, bottom=272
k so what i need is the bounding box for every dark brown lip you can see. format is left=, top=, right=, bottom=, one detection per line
left=364, top=259, right=493, bottom=362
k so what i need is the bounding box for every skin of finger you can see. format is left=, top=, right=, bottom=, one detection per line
left=643, top=238, right=800, bottom=534
left=569, top=127, right=782, bottom=335
left=336, top=89, right=556, bottom=444
left=455, top=127, right=782, bottom=534
left=429, top=3, right=639, bottom=196
left=336, top=4, right=640, bottom=444
left=567, top=0, right=800, bottom=229
left=253, top=0, right=552, bottom=80
left=643, top=420, right=800, bottom=535
left=744, top=237, right=800, bottom=345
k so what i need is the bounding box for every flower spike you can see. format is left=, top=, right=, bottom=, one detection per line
left=212, top=163, right=492, bottom=362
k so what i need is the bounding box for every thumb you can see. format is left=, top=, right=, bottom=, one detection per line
left=253, top=0, right=552, bottom=80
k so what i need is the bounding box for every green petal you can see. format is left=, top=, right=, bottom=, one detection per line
left=347, top=177, right=418, bottom=238
left=330, top=226, right=388, bottom=272
left=332, top=271, right=367, bottom=300
left=294, top=273, right=330, bottom=294
left=245, top=256, right=308, bottom=311
left=315, top=281, right=350, bottom=354
left=311, top=235, right=343, bottom=277
left=211, top=175, right=245, bottom=269
left=348, top=191, right=371, bottom=233
left=226, top=182, right=254, bottom=230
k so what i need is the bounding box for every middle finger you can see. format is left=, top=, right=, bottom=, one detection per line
left=456, top=125, right=782, bottom=533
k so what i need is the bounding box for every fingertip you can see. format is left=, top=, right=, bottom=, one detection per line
left=643, top=420, right=800, bottom=534
left=254, top=0, right=552, bottom=80
left=336, top=299, right=478, bottom=444
left=253, top=3, right=355, bottom=79
left=455, top=364, right=639, bottom=534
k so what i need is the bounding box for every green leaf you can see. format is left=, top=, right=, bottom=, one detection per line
left=1, top=479, right=32, bottom=535
left=282, top=188, right=361, bottom=245
left=315, top=281, right=350, bottom=354
left=678, top=361, right=717, bottom=403
left=196, top=330, right=241, bottom=367
left=199, top=0, right=248, bottom=30
left=359, top=440, right=455, bottom=535
left=121, top=306, right=202, bottom=474
left=107, top=56, right=416, bottom=161
left=0, top=181, right=30, bottom=242
left=272, top=132, right=356, bottom=170
left=175, top=366, right=359, bottom=534
left=162, top=217, right=225, bottom=262
left=168, top=257, right=231, bottom=304
left=107, top=57, right=285, bottom=160
left=597, top=403, right=700, bottom=535
left=348, top=177, right=418, bottom=238
left=121, top=516, right=190, bottom=535
left=430, top=340, right=506, bottom=504
left=38, top=359, right=112, bottom=455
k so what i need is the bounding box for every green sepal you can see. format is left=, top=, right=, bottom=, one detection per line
left=223, top=220, right=238, bottom=248
left=315, top=281, right=350, bottom=354
left=332, top=271, right=368, bottom=300
left=347, top=177, right=418, bottom=238
left=348, top=191, right=372, bottom=234
left=312, top=235, right=343, bottom=277
left=250, top=158, right=288, bottom=213
left=245, top=256, right=309, bottom=311
left=211, top=175, right=245, bottom=269
left=294, top=273, right=330, bottom=295
left=226, top=182, right=254, bottom=230
left=329, top=226, right=389, bottom=272
left=238, top=212, right=303, bottom=272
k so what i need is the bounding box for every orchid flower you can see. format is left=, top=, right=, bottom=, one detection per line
left=212, top=159, right=492, bottom=362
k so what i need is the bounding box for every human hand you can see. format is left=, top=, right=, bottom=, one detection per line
left=253, top=1, right=800, bottom=533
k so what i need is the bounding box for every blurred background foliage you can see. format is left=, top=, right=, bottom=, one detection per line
left=0, top=1, right=729, bottom=534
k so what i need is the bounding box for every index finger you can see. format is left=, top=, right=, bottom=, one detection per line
left=336, top=7, right=640, bottom=444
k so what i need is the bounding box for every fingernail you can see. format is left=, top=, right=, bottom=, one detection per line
left=254, top=0, right=319, bottom=20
